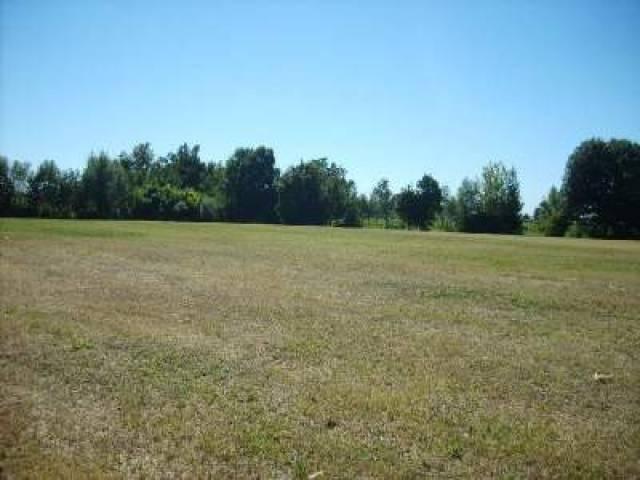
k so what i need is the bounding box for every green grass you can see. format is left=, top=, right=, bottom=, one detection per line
left=1, top=218, right=639, bottom=478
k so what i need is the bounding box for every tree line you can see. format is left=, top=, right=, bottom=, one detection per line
left=1, top=137, right=638, bottom=238
left=532, top=138, right=640, bottom=239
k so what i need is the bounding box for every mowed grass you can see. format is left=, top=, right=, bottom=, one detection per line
left=1, top=219, right=639, bottom=479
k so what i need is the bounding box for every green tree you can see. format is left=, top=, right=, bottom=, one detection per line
left=337, top=190, right=363, bottom=227
left=370, top=178, right=394, bottom=227
left=224, top=146, right=279, bottom=222
left=81, top=152, right=130, bottom=218
left=432, top=186, right=458, bottom=231
left=200, top=161, right=226, bottom=220
left=9, top=160, right=32, bottom=215
left=202, top=162, right=225, bottom=196
left=59, top=169, right=80, bottom=217
left=325, top=163, right=358, bottom=224
left=395, top=174, right=443, bottom=229
left=0, top=156, right=14, bottom=215
left=480, top=162, right=523, bottom=233
left=277, top=158, right=360, bottom=226
left=357, top=194, right=372, bottom=223
left=120, top=142, right=154, bottom=187
left=278, top=160, right=332, bottom=225
left=416, top=174, right=443, bottom=227
left=453, top=162, right=523, bottom=234
left=563, top=138, right=640, bottom=238
left=29, top=160, right=62, bottom=217
left=533, top=186, right=569, bottom=236
left=168, top=143, right=206, bottom=190
left=132, top=184, right=201, bottom=220
left=454, top=178, right=482, bottom=232
left=148, top=154, right=173, bottom=186
left=395, top=185, right=420, bottom=228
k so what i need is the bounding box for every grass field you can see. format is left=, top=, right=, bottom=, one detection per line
left=1, top=219, right=639, bottom=478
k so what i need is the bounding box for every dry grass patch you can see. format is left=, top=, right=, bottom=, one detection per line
left=1, top=219, right=639, bottom=478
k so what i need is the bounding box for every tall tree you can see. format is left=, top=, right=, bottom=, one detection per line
left=480, top=162, right=523, bottom=233
left=29, top=160, right=62, bottom=217
left=454, top=178, right=482, bottom=232
left=533, top=186, right=569, bottom=236
left=395, top=174, right=443, bottom=229
left=168, top=143, right=206, bottom=190
left=563, top=138, right=640, bottom=237
left=277, top=158, right=360, bottom=226
left=81, top=152, right=129, bottom=218
left=200, top=161, right=226, bottom=220
left=432, top=186, right=458, bottom=232
left=224, top=146, right=279, bottom=222
left=370, top=178, right=394, bottom=227
left=277, top=159, right=333, bottom=225
left=395, top=185, right=420, bottom=228
left=58, top=169, right=81, bottom=217
left=416, top=174, right=443, bottom=227
left=0, top=156, right=14, bottom=215
left=9, top=160, right=32, bottom=215
left=453, top=162, right=523, bottom=234
left=120, top=142, right=154, bottom=187
left=357, top=194, right=372, bottom=223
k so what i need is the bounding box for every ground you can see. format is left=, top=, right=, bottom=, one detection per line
left=1, top=219, right=639, bottom=478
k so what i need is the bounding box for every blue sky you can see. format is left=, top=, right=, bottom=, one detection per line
left=1, top=0, right=639, bottom=212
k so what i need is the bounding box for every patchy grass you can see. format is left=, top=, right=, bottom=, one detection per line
left=1, top=218, right=639, bottom=478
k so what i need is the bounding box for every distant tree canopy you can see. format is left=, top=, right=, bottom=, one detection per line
left=277, top=158, right=359, bottom=226
left=8, top=160, right=32, bottom=216
left=119, top=142, right=154, bottom=187
left=81, top=153, right=129, bottom=218
left=0, top=156, right=14, bottom=215
left=562, top=138, right=640, bottom=238
left=224, top=147, right=279, bottom=223
left=395, top=174, right=443, bottom=229
left=2, top=137, right=638, bottom=238
left=533, top=186, right=568, bottom=237
left=370, top=178, right=394, bottom=227
left=169, top=143, right=207, bottom=190
left=131, top=184, right=202, bottom=221
left=528, top=138, right=640, bottom=238
left=447, top=162, right=523, bottom=234
left=29, top=160, right=63, bottom=217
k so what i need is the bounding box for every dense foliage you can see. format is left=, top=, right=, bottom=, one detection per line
left=277, top=159, right=359, bottom=226
left=395, top=174, right=443, bottom=229
left=527, top=138, right=640, bottom=239
left=562, top=139, right=640, bottom=238
left=369, top=179, right=394, bottom=227
left=436, top=162, right=523, bottom=234
left=224, top=147, right=279, bottom=223
left=1, top=137, right=638, bottom=237
left=532, top=186, right=569, bottom=237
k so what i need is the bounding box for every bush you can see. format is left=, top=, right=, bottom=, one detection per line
left=565, top=221, right=591, bottom=238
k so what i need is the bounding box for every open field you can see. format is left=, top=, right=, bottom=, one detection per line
left=1, top=219, right=639, bottom=478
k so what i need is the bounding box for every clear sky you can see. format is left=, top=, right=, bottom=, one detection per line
left=1, top=0, right=639, bottom=212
